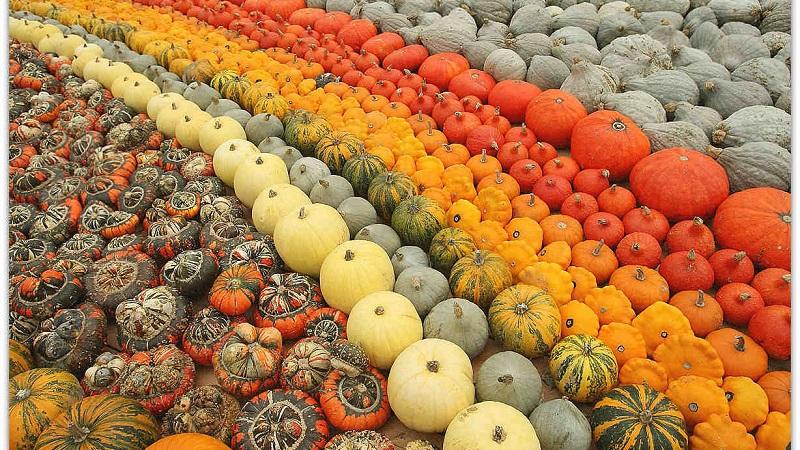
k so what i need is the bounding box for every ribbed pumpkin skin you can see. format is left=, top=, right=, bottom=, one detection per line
left=181, top=59, right=216, bottom=84
left=450, top=250, right=513, bottom=311
left=146, top=433, right=231, bottom=450
left=590, top=384, right=688, bottom=450
left=34, top=394, right=159, bottom=450
left=391, top=196, right=446, bottom=251
left=283, top=111, right=334, bottom=156
left=10, top=339, right=33, bottom=378
left=570, top=111, right=651, bottom=181
left=314, top=132, right=363, bottom=175
left=210, top=70, right=252, bottom=105
left=488, top=285, right=560, bottom=358
left=10, top=368, right=84, bottom=450
left=342, top=153, right=388, bottom=198
left=429, top=227, right=477, bottom=277
left=367, top=172, right=418, bottom=222
left=158, top=44, right=190, bottom=69
left=548, top=334, right=618, bottom=403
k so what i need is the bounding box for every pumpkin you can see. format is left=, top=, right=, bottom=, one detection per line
left=570, top=110, right=651, bottom=180
left=367, top=171, right=417, bottom=222
left=391, top=246, right=430, bottom=277
left=252, top=183, right=311, bottom=236
left=391, top=195, right=446, bottom=251
left=571, top=240, right=619, bottom=284
left=118, top=345, right=195, bottom=416
left=540, top=214, right=583, bottom=247
left=475, top=351, right=542, bottom=416
left=584, top=286, right=635, bottom=326
left=34, top=394, right=158, bottom=449
left=319, top=366, right=390, bottom=431
left=665, top=375, right=729, bottom=431
left=280, top=338, right=332, bottom=394
left=147, top=434, right=231, bottom=450
left=342, top=152, right=387, bottom=198
left=705, top=328, right=767, bottom=381
left=428, top=227, right=477, bottom=277
left=10, top=339, right=33, bottom=378
left=709, top=250, right=755, bottom=286
left=211, top=139, right=259, bottom=187
left=443, top=401, right=540, bottom=450
left=209, top=263, right=264, bottom=317
left=319, top=240, right=394, bottom=314
left=755, top=412, right=791, bottom=450
left=668, top=290, right=723, bottom=337
left=748, top=305, right=791, bottom=360
left=632, top=302, right=694, bottom=356
left=346, top=291, right=422, bottom=370
left=10, top=368, right=84, bottom=450
left=394, top=266, right=450, bottom=318
left=422, top=298, right=489, bottom=359
left=198, top=118, right=247, bottom=156
left=284, top=111, right=333, bottom=156
left=666, top=217, right=716, bottom=258
left=751, top=268, right=791, bottom=307
left=233, top=153, right=290, bottom=209
left=608, top=266, right=670, bottom=313
left=598, top=323, right=647, bottom=368
left=314, top=131, right=361, bottom=174
left=324, top=430, right=395, bottom=450
left=549, top=334, right=619, bottom=403
left=560, top=301, right=600, bottom=338
left=252, top=272, right=324, bottom=339
left=722, top=376, right=769, bottom=431
left=448, top=250, right=512, bottom=311
left=517, top=262, right=573, bottom=306
left=538, top=241, right=573, bottom=269
left=505, top=217, right=543, bottom=253
left=474, top=187, right=513, bottom=225
left=622, top=206, right=670, bottom=243
left=758, top=371, right=790, bottom=413
left=32, top=302, right=107, bottom=376
left=689, top=414, right=756, bottom=450
left=615, top=232, right=663, bottom=269
left=590, top=384, right=688, bottom=450
left=619, top=358, right=670, bottom=393
left=525, top=89, right=587, bottom=148
left=387, top=338, right=474, bottom=433
left=304, top=307, right=348, bottom=344
left=274, top=204, right=349, bottom=278
left=652, top=335, right=724, bottom=385
left=659, top=250, right=714, bottom=293
left=115, top=286, right=191, bottom=353
left=212, top=323, right=282, bottom=399
left=447, top=199, right=481, bottom=231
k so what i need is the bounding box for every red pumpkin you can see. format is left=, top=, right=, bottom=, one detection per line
left=361, top=33, right=404, bottom=61
left=442, top=111, right=482, bottom=144
left=488, top=80, right=541, bottom=123
left=528, top=141, right=558, bottom=166
left=597, top=185, right=637, bottom=218
left=509, top=159, right=542, bottom=193
left=716, top=282, right=765, bottom=326
left=569, top=111, right=650, bottom=180
left=497, top=142, right=529, bottom=171
left=336, top=19, right=377, bottom=50
left=382, top=45, right=429, bottom=72
left=630, top=148, right=730, bottom=221
left=542, top=157, right=580, bottom=182
left=708, top=249, right=755, bottom=286
left=431, top=94, right=464, bottom=127
left=505, top=123, right=537, bottom=148
left=751, top=268, right=791, bottom=307
left=712, top=187, right=790, bottom=271
left=264, top=0, right=305, bottom=20
left=615, top=232, right=662, bottom=268
left=289, top=8, right=326, bottom=27
left=560, top=192, right=599, bottom=224
left=666, top=217, right=715, bottom=257
left=532, top=174, right=573, bottom=210
left=583, top=212, right=625, bottom=248
left=448, top=69, right=496, bottom=102
left=418, top=53, right=469, bottom=90
left=748, top=305, right=791, bottom=360
left=572, top=169, right=611, bottom=197
left=658, top=249, right=714, bottom=293
left=524, top=89, right=587, bottom=148
left=483, top=108, right=511, bottom=134
left=622, top=206, right=670, bottom=242
left=465, top=125, right=505, bottom=156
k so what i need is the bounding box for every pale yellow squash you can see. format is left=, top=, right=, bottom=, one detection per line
left=233, top=153, right=290, bottom=208
left=252, top=184, right=311, bottom=236
left=443, top=401, right=541, bottom=450
left=320, top=240, right=395, bottom=313
left=273, top=204, right=349, bottom=278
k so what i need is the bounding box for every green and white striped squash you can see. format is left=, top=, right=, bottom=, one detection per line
left=390, top=196, right=446, bottom=251
left=367, top=171, right=418, bottom=222
left=342, top=153, right=388, bottom=198
left=549, top=334, right=619, bottom=403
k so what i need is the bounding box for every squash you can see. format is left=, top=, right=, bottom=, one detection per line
left=443, top=401, right=540, bottom=450
left=489, top=285, right=560, bottom=359
left=705, top=328, right=767, bottom=381
left=549, top=334, right=618, bottom=403
left=449, top=250, right=513, bottom=311
left=598, top=323, right=647, bottom=368
left=10, top=368, right=84, bottom=450
left=367, top=171, right=417, bottom=222
left=319, top=240, right=395, bottom=314
left=391, top=195, right=446, bottom=251
left=198, top=117, right=247, bottom=156
left=289, top=157, right=332, bottom=195
left=689, top=414, right=756, bottom=450
left=342, top=152, right=388, bottom=198
left=652, top=335, right=724, bottom=385
left=273, top=204, right=349, bottom=278
left=32, top=302, right=107, bottom=375
left=117, top=345, right=195, bottom=416
left=705, top=143, right=790, bottom=193
left=584, top=286, right=636, bottom=326
left=391, top=246, right=430, bottom=277
left=387, top=338, right=474, bottom=433
left=422, top=298, right=488, bottom=359
left=10, top=340, right=33, bottom=378
left=252, top=184, right=311, bottom=236
left=632, top=302, right=694, bottom=356
left=748, top=305, right=791, bottom=360
left=475, top=351, right=542, bottom=416
left=619, top=358, right=669, bottom=393
left=212, top=324, right=282, bottom=399
left=279, top=338, right=332, bottom=394
left=758, top=371, right=790, bottom=413
left=755, top=412, right=791, bottom=450
left=212, top=139, right=259, bottom=187
left=528, top=398, right=591, bottom=450
left=666, top=375, right=729, bottom=431
left=147, top=434, right=231, bottom=450
left=123, top=80, right=161, bottom=114
left=590, top=384, right=689, bottom=450
left=560, top=301, right=600, bottom=338
left=232, top=153, right=290, bottom=208
left=35, top=394, right=159, bottom=450
left=570, top=110, right=650, bottom=181
left=319, top=366, right=390, bottom=432
left=517, top=262, right=573, bottom=306
left=394, top=266, right=450, bottom=318
left=722, top=376, right=769, bottom=431
left=525, top=89, right=587, bottom=148
left=115, top=286, right=191, bottom=353
left=314, top=131, right=362, bottom=174
left=346, top=291, right=423, bottom=370
left=428, top=227, right=477, bottom=277
left=608, top=266, right=670, bottom=313
left=284, top=110, right=334, bottom=156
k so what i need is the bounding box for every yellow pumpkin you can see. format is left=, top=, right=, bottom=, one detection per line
left=548, top=334, right=618, bottom=403
left=567, top=266, right=597, bottom=301
left=443, top=401, right=540, bottom=450
left=273, top=204, right=349, bottom=278
left=689, top=414, right=756, bottom=450
left=583, top=286, right=635, bottom=325
left=722, top=376, right=769, bottom=431
left=559, top=300, right=600, bottom=337
left=146, top=92, right=185, bottom=121
left=488, top=285, right=560, bottom=358
left=666, top=376, right=729, bottom=431
left=10, top=340, right=33, bottom=378
left=320, top=240, right=395, bottom=314
left=212, top=139, right=260, bottom=186
left=517, top=262, right=573, bottom=305
left=755, top=412, right=790, bottom=450
left=632, top=302, right=694, bottom=356
left=537, top=241, right=572, bottom=269
left=251, top=184, right=311, bottom=236
left=233, top=153, right=290, bottom=208
left=198, top=117, right=247, bottom=155
left=122, top=79, right=161, bottom=113
left=174, top=110, right=212, bottom=153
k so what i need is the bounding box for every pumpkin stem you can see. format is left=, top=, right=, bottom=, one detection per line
left=374, top=305, right=385, bottom=316
left=318, top=179, right=329, bottom=188
left=739, top=292, right=751, bottom=302
left=453, top=302, right=463, bottom=319
left=498, top=374, right=514, bottom=384
left=297, top=206, right=306, bottom=219
left=527, top=193, right=536, bottom=207
left=591, top=240, right=605, bottom=257
left=67, top=422, right=92, bottom=443
left=733, top=251, right=747, bottom=262
left=631, top=242, right=640, bottom=252
left=574, top=193, right=582, bottom=203
left=473, top=250, right=486, bottom=265
left=426, top=360, right=439, bottom=373
left=480, top=149, right=488, bottom=163
left=494, top=171, right=503, bottom=184
left=634, top=267, right=646, bottom=281
left=411, top=277, right=422, bottom=291
left=640, top=205, right=651, bottom=216
left=783, top=274, right=791, bottom=284
left=492, top=426, right=507, bottom=444
left=734, top=335, right=746, bottom=352
left=514, top=303, right=529, bottom=315
left=344, top=249, right=355, bottom=261
left=609, top=184, right=618, bottom=192
left=692, top=216, right=704, bottom=226
left=601, top=169, right=610, bottom=179
left=694, top=290, right=705, bottom=307
left=687, top=249, right=697, bottom=261
left=638, top=409, right=653, bottom=425
left=780, top=213, right=791, bottom=224
left=268, top=189, right=277, bottom=198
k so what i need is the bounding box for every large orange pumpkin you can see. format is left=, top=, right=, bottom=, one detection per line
left=570, top=110, right=650, bottom=181
left=147, top=433, right=231, bottom=449
left=418, top=53, right=470, bottom=90
left=524, top=89, right=587, bottom=148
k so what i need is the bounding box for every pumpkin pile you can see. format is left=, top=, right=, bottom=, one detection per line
left=8, top=0, right=792, bottom=447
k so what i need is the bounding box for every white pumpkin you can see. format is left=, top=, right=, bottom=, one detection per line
left=198, top=116, right=247, bottom=155
left=233, top=153, right=290, bottom=208
left=81, top=57, right=111, bottom=82
left=212, top=139, right=259, bottom=186
left=348, top=291, right=423, bottom=370
left=73, top=42, right=103, bottom=58
left=55, top=34, right=87, bottom=57
left=29, top=24, right=61, bottom=45
left=443, top=401, right=541, bottom=450
left=174, top=110, right=213, bottom=152
left=98, top=61, right=133, bottom=89
left=146, top=92, right=185, bottom=120
left=123, top=80, right=161, bottom=113
left=36, top=32, right=62, bottom=54
left=387, top=338, right=474, bottom=433
left=71, top=47, right=103, bottom=77
left=155, top=101, right=198, bottom=138
left=273, top=203, right=349, bottom=277
left=252, top=183, right=311, bottom=236
left=320, top=240, right=395, bottom=314
left=111, top=73, right=149, bottom=98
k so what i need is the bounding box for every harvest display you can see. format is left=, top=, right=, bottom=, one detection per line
left=7, top=0, right=791, bottom=448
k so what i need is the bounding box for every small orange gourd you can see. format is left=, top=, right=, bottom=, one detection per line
left=567, top=266, right=597, bottom=301
left=446, top=199, right=481, bottom=231
left=598, top=323, right=647, bottom=368
left=432, top=143, right=470, bottom=167
left=465, top=150, right=502, bottom=181
left=467, top=220, right=508, bottom=251
left=632, top=302, right=694, bottom=356
left=652, top=334, right=724, bottom=385
left=583, top=286, right=635, bottom=325
left=722, top=376, right=769, bottom=431
left=538, top=241, right=572, bottom=269
left=539, top=214, right=583, bottom=246
left=757, top=371, right=790, bottom=414
left=689, top=414, right=756, bottom=450
left=666, top=376, right=729, bottom=431
left=619, top=358, right=669, bottom=392
left=559, top=301, right=599, bottom=337
left=571, top=240, right=619, bottom=283
left=474, top=187, right=513, bottom=224
left=421, top=187, right=452, bottom=211
left=608, top=266, right=670, bottom=312
left=476, top=171, right=521, bottom=199
left=393, top=154, right=417, bottom=176
left=504, top=217, right=543, bottom=252
left=494, top=240, right=538, bottom=280
left=669, top=290, right=723, bottom=337
left=510, top=194, right=550, bottom=222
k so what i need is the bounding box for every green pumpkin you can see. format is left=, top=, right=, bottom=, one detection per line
left=449, top=250, right=512, bottom=311
left=157, top=44, right=190, bottom=69
left=102, top=21, right=133, bottom=43
left=210, top=70, right=252, bottom=105
left=549, top=334, right=619, bottom=403
left=283, top=110, right=334, bottom=156
left=181, top=59, right=216, bottom=84
left=342, top=153, right=388, bottom=198
left=367, top=171, right=418, bottom=221
left=428, top=227, right=477, bottom=277
left=488, top=284, right=559, bottom=358
left=314, top=131, right=363, bottom=174
left=590, top=384, right=688, bottom=450
left=390, top=195, right=446, bottom=251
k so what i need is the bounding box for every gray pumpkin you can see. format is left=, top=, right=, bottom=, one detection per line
left=712, top=105, right=790, bottom=149
left=462, top=0, right=514, bottom=24
left=690, top=22, right=726, bottom=54
left=509, top=5, right=552, bottom=35
left=544, top=5, right=563, bottom=16
left=246, top=114, right=284, bottom=144
left=394, top=266, right=451, bottom=318
left=395, top=0, right=437, bottom=15
left=421, top=8, right=477, bottom=54
left=683, top=6, right=719, bottom=36
left=596, top=13, right=645, bottom=48
left=351, top=1, right=395, bottom=22
left=422, top=298, right=488, bottom=359
left=326, top=0, right=355, bottom=12
left=398, top=26, right=423, bottom=45
left=552, top=42, right=602, bottom=68
left=267, top=144, right=301, bottom=170
left=720, top=21, right=761, bottom=36
left=706, top=143, right=790, bottom=192
left=597, top=2, right=638, bottom=19
left=562, top=61, right=619, bottom=112
left=672, top=102, right=724, bottom=139
left=160, top=79, right=189, bottom=95
left=355, top=224, right=402, bottom=256
left=671, top=47, right=713, bottom=67
left=338, top=197, right=379, bottom=238
left=476, top=351, right=542, bottom=415
left=761, top=31, right=790, bottom=56
left=477, top=21, right=509, bottom=46
left=551, top=3, right=599, bottom=36
left=223, top=109, right=252, bottom=128
left=646, top=19, right=690, bottom=48
left=774, top=89, right=790, bottom=113
left=414, top=12, right=442, bottom=27
left=642, top=121, right=710, bottom=152
left=628, top=0, right=689, bottom=14
left=600, top=35, right=673, bottom=82
left=309, top=175, right=355, bottom=208
left=144, top=64, right=168, bottom=81
left=595, top=91, right=666, bottom=126
left=183, top=82, right=220, bottom=110
left=154, top=71, right=180, bottom=86
left=773, top=44, right=790, bottom=67
left=526, top=55, right=571, bottom=90
left=529, top=398, right=592, bottom=450
left=701, top=78, right=772, bottom=118
left=677, top=61, right=731, bottom=89
left=377, top=13, right=414, bottom=33
left=484, top=49, right=528, bottom=81
left=638, top=11, right=685, bottom=31
left=68, top=25, right=88, bottom=38
left=462, top=41, right=500, bottom=69
left=505, top=33, right=552, bottom=64
left=289, top=157, right=331, bottom=194
left=710, top=34, right=770, bottom=70
left=707, top=0, right=762, bottom=25
left=259, top=136, right=288, bottom=152
left=623, top=70, right=699, bottom=110
left=391, top=246, right=429, bottom=278
left=759, top=0, right=790, bottom=33
left=550, top=26, right=597, bottom=48
left=436, top=0, right=461, bottom=15
left=205, top=98, right=240, bottom=117
left=513, top=0, right=545, bottom=10
left=731, top=57, right=790, bottom=101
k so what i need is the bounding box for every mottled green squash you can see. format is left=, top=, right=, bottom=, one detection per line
left=429, top=227, right=477, bottom=277
left=342, top=153, right=388, bottom=198
left=209, top=70, right=252, bottom=105
left=390, top=195, right=446, bottom=251
left=548, top=334, right=618, bottom=403
left=314, top=131, right=363, bottom=174
left=450, top=250, right=513, bottom=311
left=283, top=110, right=334, bottom=156
left=488, top=285, right=560, bottom=358
left=367, top=171, right=418, bottom=221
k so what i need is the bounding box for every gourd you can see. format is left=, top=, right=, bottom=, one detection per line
left=320, top=240, right=395, bottom=314
left=642, top=122, right=709, bottom=152
left=596, top=12, right=646, bottom=48
left=549, top=334, right=618, bottom=402
left=701, top=79, right=772, bottom=119
left=111, top=72, right=149, bottom=98
left=755, top=411, right=791, bottom=450
left=450, top=250, right=513, bottom=311
left=731, top=57, right=790, bottom=101
left=705, top=143, right=790, bottom=192
left=183, top=82, right=220, bottom=110
left=570, top=110, right=650, bottom=181
left=419, top=10, right=477, bottom=55
left=212, top=139, right=259, bottom=187
left=290, top=157, right=332, bottom=195
left=355, top=224, right=403, bottom=256
left=391, top=196, right=446, bottom=251
left=672, top=102, right=723, bottom=139
left=423, top=298, right=488, bottom=359
left=476, top=351, right=542, bottom=416
left=561, top=62, right=619, bottom=113
left=552, top=42, right=602, bottom=68
left=526, top=55, right=570, bottom=90
left=483, top=49, right=527, bottom=81
left=314, top=132, right=362, bottom=175
left=443, top=401, right=540, bottom=450
left=671, top=47, right=713, bottom=68
left=233, top=153, right=290, bottom=208
left=529, top=398, right=591, bottom=450
left=205, top=99, right=240, bottom=118
left=252, top=184, right=311, bottom=236
left=552, top=3, right=600, bottom=36
left=174, top=111, right=213, bottom=153
left=622, top=70, right=700, bottom=109
left=689, top=414, right=756, bottom=450
left=600, top=35, right=672, bottom=83
left=489, top=285, right=560, bottom=358
left=123, top=80, right=161, bottom=114
left=722, top=376, right=769, bottom=431
left=146, top=93, right=184, bottom=121
left=760, top=0, right=790, bottom=33
left=156, top=101, right=200, bottom=139
left=387, top=339, right=474, bottom=433
left=223, top=110, right=251, bottom=128
left=595, top=91, right=666, bottom=127
left=9, top=340, right=33, bottom=378
left=273, top=204, right=349, bottom=278
left=198, top=117, right=247, bottom=156
left=267, top=145, right=300, bottom=170
left=391, top=246, right=430, bottom=278
left=337, top=197, right=379, bottom=238
left=146, top=434, right=231, bottom=450
left=245, top=114, right=283, bottom=145
left=347, top=291, right=423, bottom=370
left=712, top=105, right=791, bottom=150
left=309, top=175, right=354, bottom=208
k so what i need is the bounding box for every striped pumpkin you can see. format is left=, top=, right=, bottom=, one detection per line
left=142, top=40, right=171, bottom=60
left=10, top=368, right=84, bottom=450
left=449, top=250, right=512, bottom=310
left=549, top=334, right=619, bottom=403
left=10, top=339, right=33, bottom=378
left=181, top=59, right=216, bottom=84
left=210, top=70, right=252, bottom=105
left=315, top=132, right=363, bottom=175
left=342, top=153, right=388, bottom=198
left=488, top=284, right=560, bottom=358
left=158, top=44, right=191, bottom=69
left=283, top=111, right=333, bottom=156
left=253, top=93, right=289, bottom=119
left=241, top=83, right=277, bottom=112
left=590, top=384, right=688, bottom=450
left=429, top=227, right=477, bottom=277
left=367, top=171, right=418, bottom=221
left=34, top=394, right=159, bottom=450
left=101, top=21, right=133, bottom=43
left=390, top=195, right=445, bottom=251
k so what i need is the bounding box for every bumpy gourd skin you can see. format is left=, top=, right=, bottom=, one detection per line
left=32, top=302, right=107, bottom=376
left=161, top=385, right=240, bottom=443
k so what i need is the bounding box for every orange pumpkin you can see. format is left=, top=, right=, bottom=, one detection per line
left=669, top=290, right=723, bottom=337
left=510, top=194, right=550, bottom=221
left=147, top=434, right=231, bottom=450
left=705, top=328, right=768, bottom=381
left=598, top=323, right=647, bottom=368
left=619, top=358, right=669, bottom=392
left=608, top=266, right=670, bottom=312
left=539, top=214, right=583, bottom=247
left=757, top=371, right=790, bottom=413
left=571, top=240, right=619, bottom=283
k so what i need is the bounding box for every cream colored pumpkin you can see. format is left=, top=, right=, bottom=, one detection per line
left=155, top=101, right=199, bottom=138
left=29, top=24, right=61, bottom=45
left=274, top=204, right=350, bottom=278
left=98, top=61, right=133, bottom=89
left=233, top=153, right=290, bottom=208
left=174, top=111, right=213, bottom=152
left=73, top=43, right=103, bottom=58
left=36, top=32, right=62, bottom=54
left=146, top=93, right=185, bottom=120
left=198, top=116, right=247, bottom=155
left=55, top=34, right=87, bottom=58
left=252, top=184, right=311, bottom=236
left=111, top=73, right=149, bottom=98
left=320, top=240, right=396, bottom=314
left=81, top=57, right=110, bottom=82
left=348, top=291, right=423, bottom=370
left=387, top=338, right=474, bottom=433
left=444, top=401, right=541, bottom=450
left=123, top=80, right=161, bottom=113
left=212, top=139, right=260, bottom=186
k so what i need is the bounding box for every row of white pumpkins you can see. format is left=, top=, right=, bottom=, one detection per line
left=14, top=18, right=546, bottom=448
